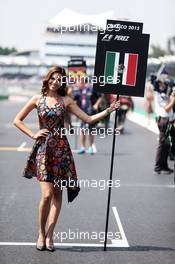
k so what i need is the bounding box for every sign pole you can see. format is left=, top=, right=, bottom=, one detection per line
left=174, top=161, right=175, bottom=184
left=104, top=94, right=120, bottom=251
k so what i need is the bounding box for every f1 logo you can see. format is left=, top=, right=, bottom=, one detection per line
left=102, top=34, right=113, bottom=41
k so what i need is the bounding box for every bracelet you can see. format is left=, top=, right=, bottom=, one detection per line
left=106, top=108, right=112, bottom=115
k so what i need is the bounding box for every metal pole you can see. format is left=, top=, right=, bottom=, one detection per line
left=174, top=160, right=175, bottom=184
left=104, top=94, right=119, bottom=251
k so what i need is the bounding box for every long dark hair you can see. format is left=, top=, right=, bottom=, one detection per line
left=41, top=66, right=67, bottom=96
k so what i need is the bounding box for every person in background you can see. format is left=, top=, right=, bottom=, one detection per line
left=153, top=77, right=175, bottom=174
left=98, top=94, right=111, bottom=132
left=117, top=96, right=134, bottom=133
left=74, top=78, right=102, bottom=154
left=64, top=85, right=74, bottom=130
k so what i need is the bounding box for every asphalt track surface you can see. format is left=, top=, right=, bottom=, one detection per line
left=0, top=99, right=175, bottom=264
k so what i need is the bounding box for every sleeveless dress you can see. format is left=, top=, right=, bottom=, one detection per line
left=22, top=95, right=78, bottom=184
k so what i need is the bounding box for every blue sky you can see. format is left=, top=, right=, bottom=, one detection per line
left=0, top=0, right=174, bottom=51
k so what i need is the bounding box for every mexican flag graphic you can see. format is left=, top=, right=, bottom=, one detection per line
left=104, top=51, right=138, bottom=86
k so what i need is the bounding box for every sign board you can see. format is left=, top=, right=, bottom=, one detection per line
left=93, top=20, right=150, bottom=97
left=106, top=19, right=143, bottom=35
left=68, top=57, right=87, bottom=82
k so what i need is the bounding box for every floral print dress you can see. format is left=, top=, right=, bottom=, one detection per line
left=22, top=95, right=78, bottom=184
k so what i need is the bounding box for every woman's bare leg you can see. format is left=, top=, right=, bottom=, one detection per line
left=80, top=131, right=86, bottom=148
left=89, top=133, right=94, bottom=147
left=38, top=182, right=54, bottom=242
left=46, top=185, right=63, bottom=243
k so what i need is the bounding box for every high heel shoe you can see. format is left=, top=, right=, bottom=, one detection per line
left=45, top=237, right=55, bottom=252
left=36, top=236, right=46, bottom=251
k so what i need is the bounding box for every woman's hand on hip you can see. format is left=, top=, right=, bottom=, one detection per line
left=32, top=129, right=50, bottom=140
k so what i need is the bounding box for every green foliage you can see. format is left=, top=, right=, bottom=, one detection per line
left=167, top=36, right=175, bottom=55
left=0, top=46, right=17, bottom=55
left=149, top=45, right=167, bottom=58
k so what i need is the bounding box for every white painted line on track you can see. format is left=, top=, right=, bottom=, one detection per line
left=17, top=142, right=27, bottom=151
left=111, top=206, right=129, bottom=247
left=17, top=142, right=31, bottom=152
left=0, top=242, right=126, bottom=248
left=0, top=207, right=129, bottom=248
left=72, top=149, right=80, bottom=153
left=127, top=112, right=159, bottom=134
left=122, top=183, right=175, bottom=188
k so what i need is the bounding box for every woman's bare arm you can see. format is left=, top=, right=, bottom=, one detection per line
left=13, top=95, right=41, bottom=139
left=164, top=94, right=175, bottom=113
left=66, top=96, right=119, bottom=124
left=93, top=96, right=103, bottom=111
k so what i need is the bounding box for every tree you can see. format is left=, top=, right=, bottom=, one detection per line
left=167, top=36, right=175, bottom=55
left=149, top=45, right=167, bottom=58
left=0, top=46, right=17, bottom=55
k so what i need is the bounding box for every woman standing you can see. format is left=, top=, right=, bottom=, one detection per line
left=13, top=66, right=120, bottom=252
